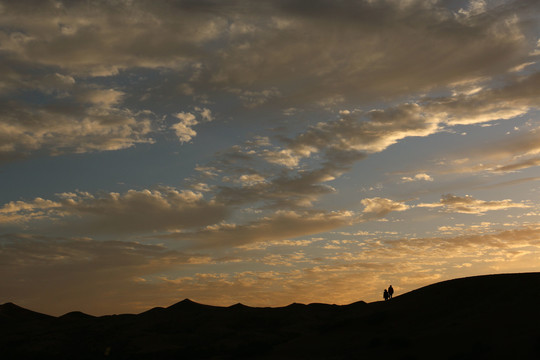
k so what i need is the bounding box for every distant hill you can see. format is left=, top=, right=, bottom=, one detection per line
left=1, top=272, right=539, bottom=359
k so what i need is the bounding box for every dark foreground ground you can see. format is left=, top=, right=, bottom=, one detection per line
left=1, top=272, right=540, bottom=359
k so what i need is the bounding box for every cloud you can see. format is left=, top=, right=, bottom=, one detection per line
left=196, top=107, right=214, bottom=122
left=154, top=224, right=540, bottom=308
left=190, top=102, right=439, bottom=211
left=2, top=0, right=540, bottom=317
left=0, top=188, right=228, bottom=235
left=0, top=188, right=414, bottom=250
left=509, top=61, right=536, bottom=72
left=365, top=224, right=540, bottom=260
left=227, top=87, right=281, bottom=108
left=261, top=149, right=302, bottom=168
left=474, top=176, right=540, bottom=190
left=418, top=194, right=530, bottom=214
left=161, top=209, right=356, bottom=249
left=0, top=1, right=226, bottom=76
left=193, top=136, right=365, bottom=210
left=286, top=104, right=440, bottom=158
left=0, top=92, right=155, bottom=163
left=171, top=112, right=198, bottom=143
left=77, top=88, right=124, bottom=108
left=171, top=108, right=214, bottom=143
left=148, top=191, right=410, bottom=250
left=427, top=72, right=540, bottom=126
left=214, top=152, right=361, bottom=209
left=1, top=0, right=536, bottom=105
left=361, top=197, right=410, bottom=219
left=0, top=0, right=538, bottom=165
left=458, top=0, right=487, bottom=17
left=198, top=68, right=540, bottom=212
left=0, top=198, right=61, bottom=224
left=494, top=157, right=540, bottom=172
left=3, top=223, right=539, bottom=315
left=3, top=222, right=539, bottom=315
left=401, top=173, right=434, bottom=182
left=439, top=124, right=540, bottom=174
left=206, top=0, right=534, bottom=106
left=0, top=233, right=206, bottom=315
left=222, top=173, right=267, bottom=186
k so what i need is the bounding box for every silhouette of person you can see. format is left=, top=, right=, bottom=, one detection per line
left=383, top=289, right=389, bottom=301
left=388, top=285, right=394, bottom=299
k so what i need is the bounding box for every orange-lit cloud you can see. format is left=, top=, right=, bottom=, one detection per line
left=2, top=224, right=539, bottom=315
left=361, top=197, right=410, bottom=218
left=417, top=194, right=530, bottom=214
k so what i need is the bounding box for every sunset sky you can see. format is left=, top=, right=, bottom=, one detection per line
left=1, top=0, right=540, bottom=316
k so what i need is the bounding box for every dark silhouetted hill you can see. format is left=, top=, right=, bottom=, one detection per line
left=1, top=272, right=540, bottom=359
left=0, top=302, right=54, bottom=323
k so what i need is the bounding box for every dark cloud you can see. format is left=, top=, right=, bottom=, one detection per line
left=205, top=0, right=535, bottom=104
left=1, top=0, right=536, bottom=98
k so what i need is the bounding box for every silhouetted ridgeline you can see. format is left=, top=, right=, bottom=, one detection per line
left=1, top=273, right=540, bottom=359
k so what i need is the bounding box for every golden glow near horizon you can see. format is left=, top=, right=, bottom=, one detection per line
left=1, top=0, right=540, bottom=316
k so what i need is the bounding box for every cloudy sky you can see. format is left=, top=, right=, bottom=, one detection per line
left=1, top=0, right=540, bottom=315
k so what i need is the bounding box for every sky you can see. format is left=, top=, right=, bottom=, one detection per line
left=1, top=0, right=540, bottom=316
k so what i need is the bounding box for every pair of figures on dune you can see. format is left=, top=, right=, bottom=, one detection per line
left=383, top=285, right=394, bottom=301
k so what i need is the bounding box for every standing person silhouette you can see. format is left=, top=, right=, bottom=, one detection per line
left=383, top=289, right=389, bottom=301
left=388, top=285, right=394, bottom=299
